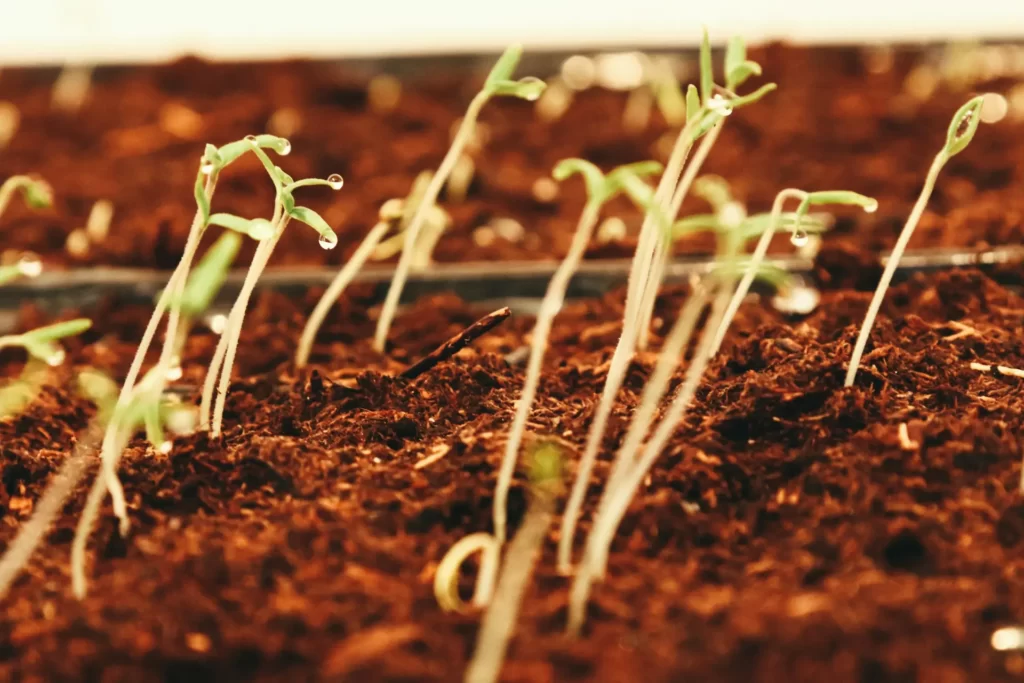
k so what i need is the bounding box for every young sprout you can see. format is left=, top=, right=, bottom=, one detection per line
left=200, top=139, right=344, bottom=437
left=709, top=188, right=878, bottom=356
left=623, top=54, right=686, bottom=133
left=433, top=532, right=501, bottom=613
left=0, top=253, right=44, bottom=286
left=558, top=31, right=775, bottom=574
left=51, top=64, right=94, bottom=112
left=0, top=175, right=53, bottom=221
left=373, top=44, right=546, bottom=353
left=845, top=96, right=990, bottom=387
left=494, top=158, right=662, bottom=544
left=465, top=442, right=562, bottom=683
left=0, top=319, right=91, bottom=369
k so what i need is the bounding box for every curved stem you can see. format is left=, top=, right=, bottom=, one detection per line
left=296, top=221, right=390, bottom=369
left=0, top=175, right=32, bottom=221
left=211, top=223, right=286, bottom=437
left=373, top=91, right=490, bottom=353
left=709, top=188, right=807, bottom=356
left=845, top=152, right=946, bottom=387
left=494, top=201, right=601, bottom=544
left=636, top=121, right=723, bottom=351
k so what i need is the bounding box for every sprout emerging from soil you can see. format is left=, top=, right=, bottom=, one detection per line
left=373, top=44, right=547, bottom=353
left=433, top=532, right=500, bottom=613
left=709, top=188, right=878, bottom=356
left=494, top=158, right=662, bottom=543
left=845, top=96, right=991, bottom=387
left=0, top=175, right=53, bottom=221
left=201, top=139, right=344, bottom=437
left=465, top=442, right=562, bottom=683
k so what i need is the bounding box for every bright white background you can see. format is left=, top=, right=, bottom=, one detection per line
left=1, top=0, right=1023, bottom=65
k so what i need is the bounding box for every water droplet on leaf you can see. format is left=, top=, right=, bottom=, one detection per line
left=46, top=348, right=65, bottom=367
left=327, top=173, right=344, bottom=190
left=244, top=134, right=257, bottom=142
left=200, top=160, right=214, bottom=175
left=864, top=199, right=879, bottom=214
left=277, top=140, right=292, bottom=155
left=708, top=94, right=733, bottom=116
left=790, top=229, right=809, bottom=247
left=319, top=232, right=339, bottom=250
left=17, top=254, right=42, bottom=278
left=249, top=220, right=274, bottom=241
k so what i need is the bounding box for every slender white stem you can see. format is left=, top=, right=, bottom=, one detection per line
left=494, top=202, right=601, bottom=543
left=374, top=92, right=489, bottom=353
left=636, top=121, right=723, bottom=351
left=212, top=225, right=285, bottom=437
left=568, top=279, right=731, bottom=635
left=464, top=494, right=554, bottom=683
left=296, top=221, right=390, bottom=369
left=845, top=152, right=946, bottom=387
left=0, top=423, right=99, bottom=598
left=709, top=188, right=807, bottom=357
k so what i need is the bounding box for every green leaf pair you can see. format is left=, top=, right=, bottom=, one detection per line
left=177, top=231, right=241, bottom=318
left=552, top=159, right=663, bottom=208
left=484, top=44, right=548, bottom=101
left=0, top=318, right=91, bottom=367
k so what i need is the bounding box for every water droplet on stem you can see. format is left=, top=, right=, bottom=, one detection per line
left=244, top=134, right=258, bottom=142
left=327, top=173, right=344, bottom=190
left=790, top=229, right=809, bottom=247
left=165, top=363, right=183, bottom=382
left=17, top=254, right=42, bottom=278
left=46, top=348, right=65, bottom=367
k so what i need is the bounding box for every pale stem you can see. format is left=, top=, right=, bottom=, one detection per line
left=296, top=221, right=391, bottom=369
left=709, top=188, right=807, bottom=356
left=845, top=152, right=946, bottom=387
left=636, top=120, right=724, bottom=351
left=373, top=91, right=489, bottom=353
left=494, top=201, right=601, bottom=544
left=0, top=175, right=33, bottom=220
left=464, top=493, right=555, bottom=683
left=211, top=223, right=287, bottom=437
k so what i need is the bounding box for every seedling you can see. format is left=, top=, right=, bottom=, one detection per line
left=0, top=175, right=53, bottom=221
left=372, top=44, right=547, bottom=353
left=622, top=55, right=687, bottom=132
left=710, top=188, right=878, bottom=356
left=845, top=96, right=990, bottom=387
left=493, top=158, right=662, bottom=544
left=200, top=138, right=343, bottom=438
left=51, top=64, right=93, bottom=112
left=465, top=442, right=563, bottom=683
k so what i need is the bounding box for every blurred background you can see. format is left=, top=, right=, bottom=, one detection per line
left=2, top=0, right=1023, bottom=64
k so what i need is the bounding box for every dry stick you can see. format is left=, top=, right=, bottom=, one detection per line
left=844, top=153, right=944, bottom=388
left=493, top=203, right=602, bottom=542
left=568, top=278, right=732, bottom=635
left=463, top=492, right=555, bottom=683
left=635, top=121, right=724, bottom=352
left=374, top=92, right=489, bottom=353
left=970, top=362, right=1024, bottom=378
left=709, top=188, right=805, bottom=356
left=211, top=222, right=287, bottom=437
left=401, top=306, right=511, bottom=381
left=295, top=222, right=391, bottom=369
left=0, top=423, right=101, bottom=598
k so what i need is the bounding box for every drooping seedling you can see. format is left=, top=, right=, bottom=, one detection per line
left=373, top=44, right=547, bottom=353
left=0, top=319, right=92, bottom=418
left=493, top=158, right=662, bottom=544
left=200, top=138, right=343, bottom=438
left=709, top=188, right=878, bottom=356
left=465, top=441, right=563, bottom=683
left=0, top=175, right=53, bottom=221
left=845, top=96, right=993, bottom=387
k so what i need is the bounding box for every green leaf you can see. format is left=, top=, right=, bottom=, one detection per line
left=194, top=173, right=211, bottom=222
left=485, top=44, right=524, bottom=88
left=527, top=440, right=563, bottom=492
left=738, top=212, right=830, bottom=241
left=0, top=264, right=24, bottom=286
left=618, top=174, right=661, bottom=221
left=727, top=82, right=777, bottom=109
left=22, top=318, right=91, bottom=344
left=553, top=158, right=605, bottom=200
left=488, top=76, right=547, bottom=101
left=289, top=206, right=338, bottom=248
left=77, top=367, right=119, bottom=421
left=275, top=166, right=295, bottom=187
left=143, top=400, right=164, bottom=448
left=799, top=190, right=878, bottom=213
left=724, top=37, right=746, bottom=85
left=944, top=95, right=986, bottom=158
left=215, top=134, right=291, bottom=167
left=672, top=214, right=721, bottom=238
left=686, top=84, right=701, bottom=123
left=699, top=27, right=713, bottom=105
left=208, top=213, right=275, bottom=240
left=692, top=175, right=733, bottom=212
left=22, top=179, right=53, bottom=210
left=179, top=232, right=240, bottom=317
left=245, top=142, right=285, bottom=193
left=728, top=61, right=763, bottom=90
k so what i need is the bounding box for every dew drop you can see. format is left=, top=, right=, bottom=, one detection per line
left=790, top=229, right=809, bottom=247
left=165, top=363, right=183, bottom=382
left=249, top=220, right=274, bottom=241
left=276, top=140, right=292, bottom=156
left=864, top=199, right=879, bottom=214
left=17, top=253, right=42, bottom=278
left=158, top=441, right=173, bottom=455
left=319, top=232, right=339, bottom=250
left=244, top=134, right=258, bottom=142
left=206, top=313, right=228, bottom=335
left=46, top=348, right=66, bottom=367
left=200, top=160, right=214, bottom=175
left=708, top=94, right=733, bottom=116
left=327, top=173, right=344, bottom=190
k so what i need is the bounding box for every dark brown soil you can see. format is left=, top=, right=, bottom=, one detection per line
left=1, top=267, right=1024, bottom=681
left=1, top=45, right=1023, bottom=273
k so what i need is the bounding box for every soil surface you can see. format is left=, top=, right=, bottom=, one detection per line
left=0, top=45, right=1023, bottom=272
left=0, top=268, right=1023, bottom=681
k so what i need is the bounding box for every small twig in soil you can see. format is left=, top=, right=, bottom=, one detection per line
left=969, top=361, right=1024, bottom=379
left=400, top=307, right=511, bottom=381
left=898, top=422, right=920, bottom=451
left=942, top=320, right=981, bottom=341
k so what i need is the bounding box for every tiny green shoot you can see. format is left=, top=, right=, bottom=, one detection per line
left=373, top=44, right=547, bottom=353
left=845, top=95, right=990, bottom=388
left=0, top=175, right=53, bottom=221
left=494, top=158, right=662, bottom=544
